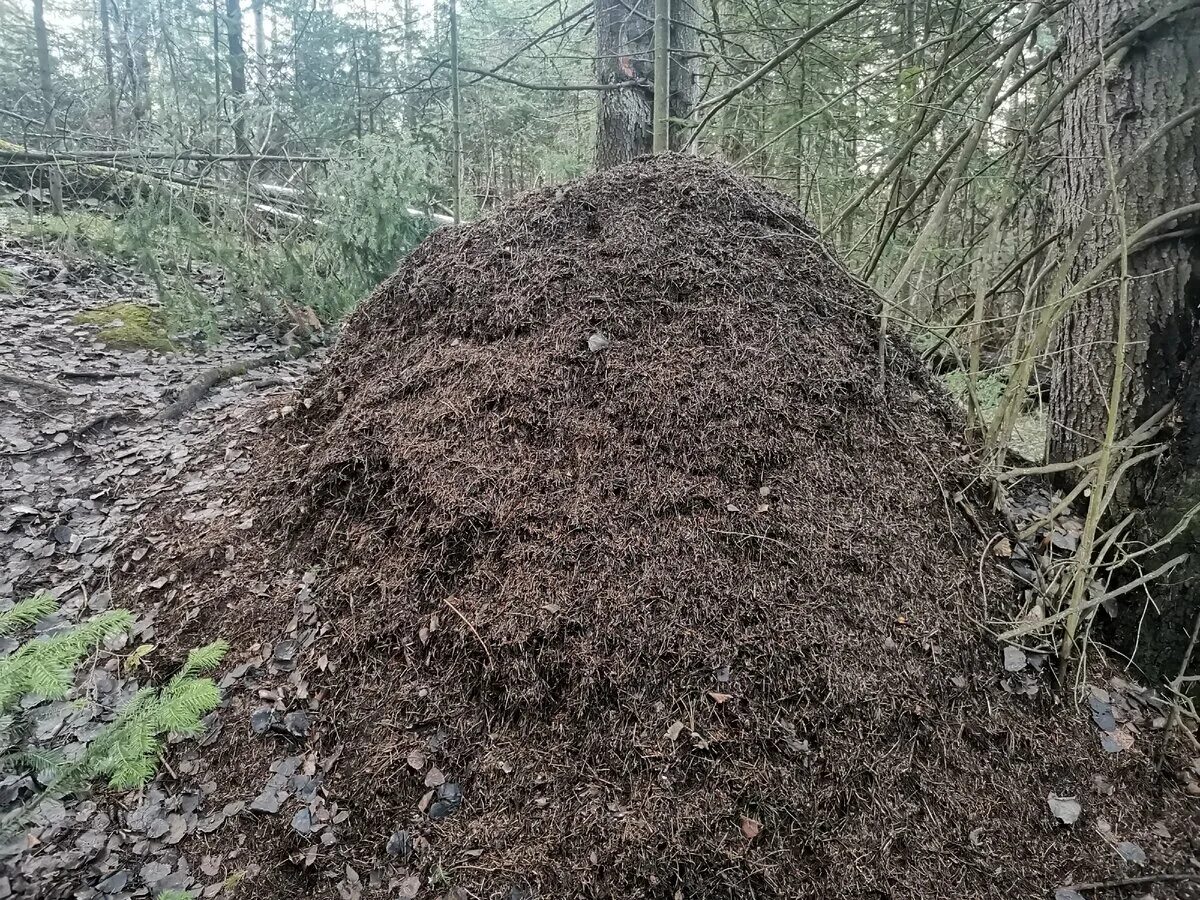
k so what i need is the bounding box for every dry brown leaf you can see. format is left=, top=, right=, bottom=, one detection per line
left=740, top=815, right=762, bottom=840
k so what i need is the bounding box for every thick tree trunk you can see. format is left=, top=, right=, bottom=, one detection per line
left=668, top=0, right=700, bottom=150
left=595, top=0, right=653, bottom=167
left=1048, top=0, right=1200, bottom=466
left=1048, top=0, right=1200, bottom=683
left=594, top=0, right=699, bottom=169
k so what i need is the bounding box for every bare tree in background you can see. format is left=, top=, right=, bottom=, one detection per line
left=32, top=0, right=63, bottom=214
left=225, top=0, right=251, bottom=156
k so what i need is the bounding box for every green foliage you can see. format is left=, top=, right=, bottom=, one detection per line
left=0, top=604, right=133, bottom=711
left=8, top=210, right=120, bottom=257
left=94, top=137, right=438, bottom=331
left=0, top=592, right=56, bottom=635
left=304, top=135, right=438, bottom=319
left=943, top=369, right=1008, bottom=414
left=0, top=595, right=228, bottom=829
left=72, top=301, right=176, bottom=353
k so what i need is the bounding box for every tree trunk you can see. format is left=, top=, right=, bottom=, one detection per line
left=449, top=0, right=462, bottom=223
left=668, top=0, right=700, bottom=150
left=99, top=0, right=119, bottom=136
left=31, top=0, right=63, bottom=216
left=594, top=0, right=699, bottom=168
left=225, top=0, right=252, bottom=157
left=1047, top=0, right=1200, bottom=683
left=1049, top=0, right=1200, bottom=466
left=251, top=0, right=266, bottom=83
left=651, top=0, right=669, bottom=153
left=595, top=0, right=653, bottom=167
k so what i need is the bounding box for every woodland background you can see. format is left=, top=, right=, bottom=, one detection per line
left=1, top=0, right=1199, bottom=682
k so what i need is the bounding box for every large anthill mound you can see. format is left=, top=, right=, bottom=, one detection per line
left=144, top=156, right=1196, bottom=899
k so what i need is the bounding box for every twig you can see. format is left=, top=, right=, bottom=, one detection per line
left=1068, top=872, right=1200, bottom=892
left=1160, top=603, right=1200, bottom=764
left=155, top=345, right=309, bottom=421
left=439, top=595, right=493, bottom=665
left=0, top=370, right=69, bottom=396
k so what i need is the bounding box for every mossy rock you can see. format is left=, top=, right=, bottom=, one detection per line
left=73, top=302, right=175, bottom=353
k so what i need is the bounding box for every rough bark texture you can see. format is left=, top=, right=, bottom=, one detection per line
left=594, top=0, right=700, bottom=168
left=1049, top=0, right=1200, bottom=464
left=668, top=0, right=701, bottom=149
left=1048, top=0, right=1200, bottom=684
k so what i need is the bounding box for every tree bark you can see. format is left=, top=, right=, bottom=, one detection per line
left=1049, top=0, right=1200, bottom=466
left=449, top=0, right=463, bottom=222
left=652, top=0, right=669, bottom=153
left=31, top=0, right=63, bottom=215
left=1047, top=0, right=1200, bottom=683
left=99, top=0, right=119, bottom=136
left=225, top=0, right=252, bottom=157
left=594, top=0, right=699, bottom=168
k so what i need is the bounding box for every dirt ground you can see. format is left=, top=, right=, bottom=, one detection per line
left=0, top=224, right=322, bottom=899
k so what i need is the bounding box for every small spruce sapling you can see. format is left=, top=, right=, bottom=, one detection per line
left=0, top=592, right=228, bottom=830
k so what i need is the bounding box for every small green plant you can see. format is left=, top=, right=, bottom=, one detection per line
left=0, top=592, right=228, bottom=829
left=8, top=210, right=120, bottom=258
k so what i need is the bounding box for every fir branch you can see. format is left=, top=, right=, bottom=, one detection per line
left=0, top=592, right=57, bottom=636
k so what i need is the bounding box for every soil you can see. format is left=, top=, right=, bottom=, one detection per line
left=7, top=156, right=1200, bottom=900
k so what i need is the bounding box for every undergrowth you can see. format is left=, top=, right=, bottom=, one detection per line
left=0, top=592, right=227, bottom=831
left=7, top=135, right=439, bottom=339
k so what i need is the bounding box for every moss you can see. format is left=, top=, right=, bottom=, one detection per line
left=73, top=302, right=175, bottom=353
left=0, top=268, right=12, bottom=293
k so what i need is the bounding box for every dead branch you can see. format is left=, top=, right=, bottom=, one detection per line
left=155, top=345, right=310, bottom=421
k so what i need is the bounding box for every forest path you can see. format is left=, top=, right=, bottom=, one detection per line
left=0, top=229, right=321, bottom=605
left=0, top=228, right=323, bottom=899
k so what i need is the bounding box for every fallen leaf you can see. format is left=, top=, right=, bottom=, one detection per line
left=1115, top=841, right=1146, bottom=865
left=707, top=691, right=733, bottom=704
left=1003, top=645, right=1027, bottom=672
left=1048, top=793, right=1081, bottom=826
left=1100, top=728, right=1134, bottom=754
left=740, top=815, right=761, bottom=840
left=665, top=721, right=685, bottom=741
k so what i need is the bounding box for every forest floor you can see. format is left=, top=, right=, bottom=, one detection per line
left=0, top=225, right=324, bottom=899
left=1, top=158, right=1198, bottom=900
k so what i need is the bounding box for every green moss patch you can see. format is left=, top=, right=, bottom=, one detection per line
left=73, top=302, right=175, bottom=353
